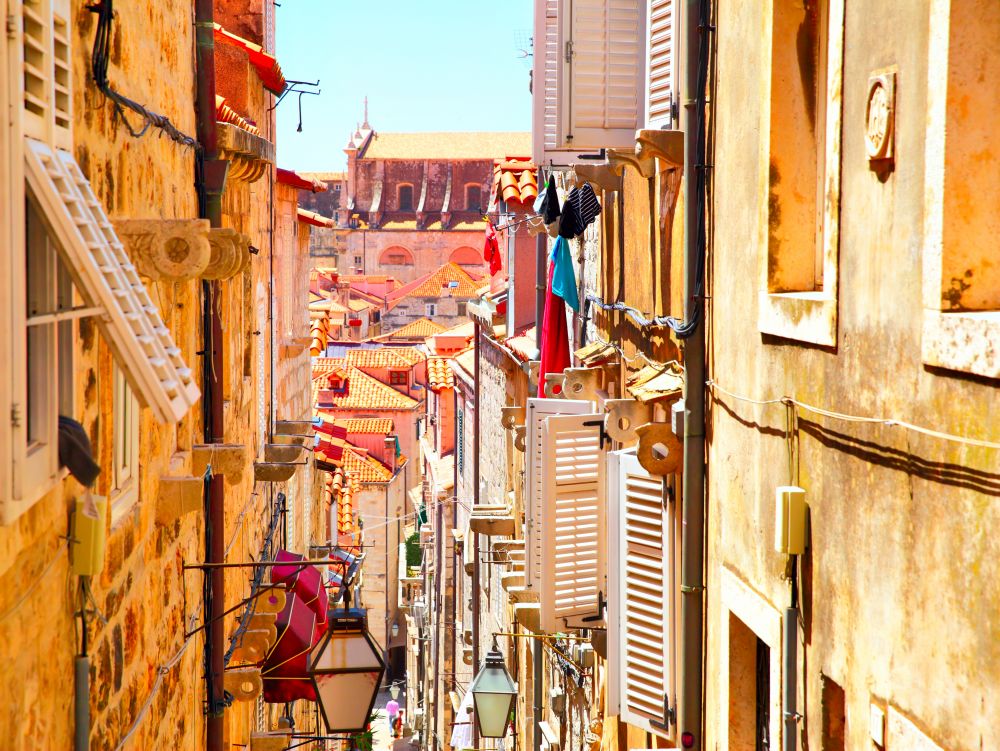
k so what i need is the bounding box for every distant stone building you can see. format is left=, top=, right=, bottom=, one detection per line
left=297, top=171, right=349, bottom=261
left=340, top=121, right=531, bottom=282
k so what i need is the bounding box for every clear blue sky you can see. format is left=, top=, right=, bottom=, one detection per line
left=275, top=0, right=533, bottom=172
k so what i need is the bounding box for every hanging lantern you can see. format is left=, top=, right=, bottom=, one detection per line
left=308, top=608, right=386, bottom=733
left=469, top=646, right=518, bottom=738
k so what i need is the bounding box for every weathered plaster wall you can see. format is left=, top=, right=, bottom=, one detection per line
left=346, top=228, right=485, bottom=282
left=706, top=0, right=1000, bottom=748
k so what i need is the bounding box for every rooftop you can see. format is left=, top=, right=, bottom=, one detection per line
left=345, top=347, right=424, bottom=370
left=359, top=131, right=531, bottom=161
left=312, top=359, right=420, bottom=410
left=387, top=262, right=483, bottom=308
left=376, top=317, right=448, bottom=341
left=427, top=357, right=455, bottom=391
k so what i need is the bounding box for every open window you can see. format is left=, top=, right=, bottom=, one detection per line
left=759, top=0, right=845, bottom=346
left=538, top=413, right=606, bottom=632
left=532, top=0, right=645, bottom=166
left=397, top=184, right=414, bottom=211
left=607, top=450, right=675, bottom=739
left=464, top=184, right=481, bottom=212
left=921, top=0, right=1000, bottom=378
left=110, top=364, right=140, bottom=526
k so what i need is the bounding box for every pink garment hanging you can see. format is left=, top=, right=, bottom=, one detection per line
left=537, top=259, right=571, bottom=398
left=483, top=220, right=503, bottom=275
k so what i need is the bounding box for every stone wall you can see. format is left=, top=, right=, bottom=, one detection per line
left=345, top=227, right=486, bottom=282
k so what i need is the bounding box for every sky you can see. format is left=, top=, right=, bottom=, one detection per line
left=275, top=0, right=533, bottom=172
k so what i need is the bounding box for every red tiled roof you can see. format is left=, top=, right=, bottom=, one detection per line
left=312, top=359, right=419, bottom=410
left=376, top=317, right=447, bottom=341
left=427, top=357, right=455, bottom=391
left=278, top=168, right=328, bottom=192
left=491, top=159, right=538, bottom=207
left=386, top=262, right=482, bottom=308
left=506, top=326, right=538, bottom=362
left=215, top=95, right=260, bottom=136
left=298, top=208, right=334, bottom=228
left=452, top=347, right=476, bottom=379
left=336, top=418, right=395, bottom=435
left=346, top=347, right=423, bottom=370
left=213, top=23, right=286, bottom=95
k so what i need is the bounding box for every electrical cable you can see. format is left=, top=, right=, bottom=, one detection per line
left=707, top=380, right=1000, bottom=451
left=89, top=0, right=199, bottom=149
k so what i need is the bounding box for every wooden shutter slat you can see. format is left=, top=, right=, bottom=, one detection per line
left=609, top=450, right=674, bottom=738
left=540, top=413, right=606, bottom=632
left=646, top=0, right=675, bottom=127
left=24, top=139, right=199, bottom=424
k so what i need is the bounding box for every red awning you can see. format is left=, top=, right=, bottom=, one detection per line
left=297, top=208, right=335, bottom=228
left=213, top=23, right=287, bottom=95
left=278, top=168, right=328, bottom=193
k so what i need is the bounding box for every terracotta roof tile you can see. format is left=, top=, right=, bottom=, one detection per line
left=386, top=262, right=482, bottom=308
left=491, top=160, right=538, bottom=207
left=312, top=359, right=419, bottom=410
left=346, top=347, right=423, bottom=370
left=452, top=347, right=476, bottom=379
left=427, top=357, right=455, bottom=391
left=361, top=132, right=531, bottom=160
left=377, top=317, right=447, bottom=341
left=506, top=326, right=538, bottom=362
left=336, top=418, right=395, bottom=434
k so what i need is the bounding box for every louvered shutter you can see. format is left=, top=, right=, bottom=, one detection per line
left=646, top=0, right=675, bottom=127
left=524, top=397, right=591, bottom=592
left=608, top=450, right=674, bottom=738
left=24, top=140, right=200, bottom=424
left=539, top=413, right=606, bottom=632
left=558, top=0, right=645, bottom=150
left=21, top=0, right=72, bottom=149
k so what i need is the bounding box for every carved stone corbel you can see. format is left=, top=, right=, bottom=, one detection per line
left=573, top=163, right=622, bottom=193
left=203, top=228, right=245, bottom=280
left=156, top=476, right=203, bottom=526
left=250, top=731, right=292, bottom=751
left=224, top=667, right=262, bottom=702
left=264, top=443, right=306, bottom=463
left=635, top=129, right=685, bottom=168
left=513, top=425, right=527, bottom=452
left=542, top=372, right=565, bottom=398
left=563, top=367, right=603, bottom=401
left=254, top=462, right=301, bottom=482
left=217, top=121, right=275, bottom=185
left=604, top=399, right=653, bottom=443
left=114, top=219, right=212, bottom=281
left=192, top=443, right=247, bottom=484
left=607, top=148, right=656, bottom=179
left=501, top=406, right=526, bottom=430
left=635, top=422, right=682, bottom=475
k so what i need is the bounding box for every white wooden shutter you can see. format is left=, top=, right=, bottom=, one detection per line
left=524, top=397, right=591, bottom=592
left=24, top=140, right=200, bottom=424
left=608, top=450, right=674, bottom=738
left=21, top=0, right=72, bottom=149
left=539, top=413, right=606, bottom=632
left=645, top=0, right=675, bottom=128
left=558, top=0, right=645, bottom=151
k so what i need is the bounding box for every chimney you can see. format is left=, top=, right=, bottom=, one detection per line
left=384, top=436, right=396, bottom=474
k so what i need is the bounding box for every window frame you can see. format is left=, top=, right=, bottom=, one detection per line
left=757, top=0, right=845, bottom=347
left=389, top=369, right=408, bottom=386
left=464, top=183, right=481, bottom=212
left=425, top=303, right=437, bottom=317
left=397, top=183, right=414, bottom=211
left=109, top=363, right=140, bottom=526
left=920, top=0, right=1000, bottom=379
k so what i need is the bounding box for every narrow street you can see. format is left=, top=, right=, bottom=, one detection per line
left=0, top=1, right=997, bottom=751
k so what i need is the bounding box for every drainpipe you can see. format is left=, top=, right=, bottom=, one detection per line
left=451, top=387, right=459, bottom=699
left=471, top=321, right=482, bottom=750
left=534, top=235, right=546, bottom=351
left=194, top=3, right=228, bottom=751
left=678, top=0, right=709, bottom=748
left=533, top=639, right=542, bottom=751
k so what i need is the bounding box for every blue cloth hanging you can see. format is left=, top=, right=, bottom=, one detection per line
left=550, top=237, right=579, bottom=312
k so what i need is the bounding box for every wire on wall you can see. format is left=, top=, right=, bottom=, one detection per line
left=89, top=0, right=200, bottom=149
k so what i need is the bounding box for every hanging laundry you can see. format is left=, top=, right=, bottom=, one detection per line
left=550, top=236, right=580, bottom=312
left=483, top=219, right=503, bottom=275
left=533, top=176, right=549, bottom=214
left=541, top=177, right=561, bottom=223
left=537, top=256, right=571, bottom=398
left=558, top=184, right=602, bottom=239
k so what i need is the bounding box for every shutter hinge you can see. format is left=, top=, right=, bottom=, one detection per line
left=580, top=590, right=606, bottom=622
left=6, top=14, right=16, bottom=37
left=564, top=40, right=573, bottom=62
left=581, top=419, right=611, bottom=449
left=667, top=701, right=677, bottom=726
left=10, top=403, right=21, bottom=428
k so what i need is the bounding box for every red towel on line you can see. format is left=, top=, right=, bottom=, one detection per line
left=537, top=259, right=571, bottom=398
left=483, top=220, right=503, bottom=275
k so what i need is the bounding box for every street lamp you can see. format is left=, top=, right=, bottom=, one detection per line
left=469, top=646, right=518, bottom=738
left=308, top=608, right=386, bottom=733
left=389, top=682, right=401, bottom=700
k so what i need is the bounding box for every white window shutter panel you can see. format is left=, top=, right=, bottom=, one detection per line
left=539, top=413, right=606, bottom=632
left=610, top=450, right=674, bottom=738
left=559, top=0, right=644, bottom=151
left=646, top=0, right=675, bottom=127
left=524, top=397, right=592, bottom=593
left=24, top=140, right=200, bottom=424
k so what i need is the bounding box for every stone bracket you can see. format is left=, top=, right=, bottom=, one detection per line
left=204, top=228, right=252, bottom=280
left=156, top=476, right=204, bottom=526
left=217, top=121, right=275, bottom=184
left=192, top=443, right=248, bottom=483
left=607, top=147, right=656, bottom=179
left=113, top=219, right=212, bottom=281
left=635, top=128, right=685, bottom=168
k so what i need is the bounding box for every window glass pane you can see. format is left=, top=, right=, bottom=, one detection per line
left=25, top=199, right=55, bottom=446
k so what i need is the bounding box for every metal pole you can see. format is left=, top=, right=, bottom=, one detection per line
left=533, top=639, right=542, bottom=751
left=535, top=234, right=546, bottom=351
left=471, top=321, right=482, bottom=751
left=679, top=0, right=708, bottom=747
left=782, top=607, right=798, bottom=751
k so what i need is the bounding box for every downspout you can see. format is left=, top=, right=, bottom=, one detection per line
left=533, top=639, right=542, bottom=751
left=194, top=3, right=228, bottom=751
left=471, top=321, right=482, bottom=751
left=535, top=234, right=546, bottom=351
left=678, top=0, right=709, bottom=748
left=451, top=387, right=459, bottom=701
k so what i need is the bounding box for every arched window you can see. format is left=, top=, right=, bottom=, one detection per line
left=449, top=246, right=482, bottom=267
left=379, top=246, right=415, bottom=266
left=397, top=184, right=414, bottom=211
left=465, top=184, right=481, bottom=211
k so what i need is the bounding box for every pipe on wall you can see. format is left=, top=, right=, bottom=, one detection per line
left=782, top=607, right=798, bottom=751
left=471, top=321, right=482, bottom=750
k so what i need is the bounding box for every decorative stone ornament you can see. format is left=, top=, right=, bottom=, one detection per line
left=563, top=367, right=603, bottom=401
left=224, top=667, right=263, bottom=702
left=635, top=422, right=682, bottom=475
left=113, top=219, right=212, bottom=280
left=865, top=71, right=896, bottom=163
left=500, top=406, right=526, bottom=430
left=513, top=425, right=527, bottom=452
left=543, top=372, right=566, bottom=398
left=635, top=129, right=685, bottom=168
left=604, top=399, right=653, bottom=443
left=573, top=163, right=621, bottom=193
left=217, top=121, right=275, bottom=183
left=204, top=228, right=251, bottom=280
left=607, top=147, right=656, bottom=179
